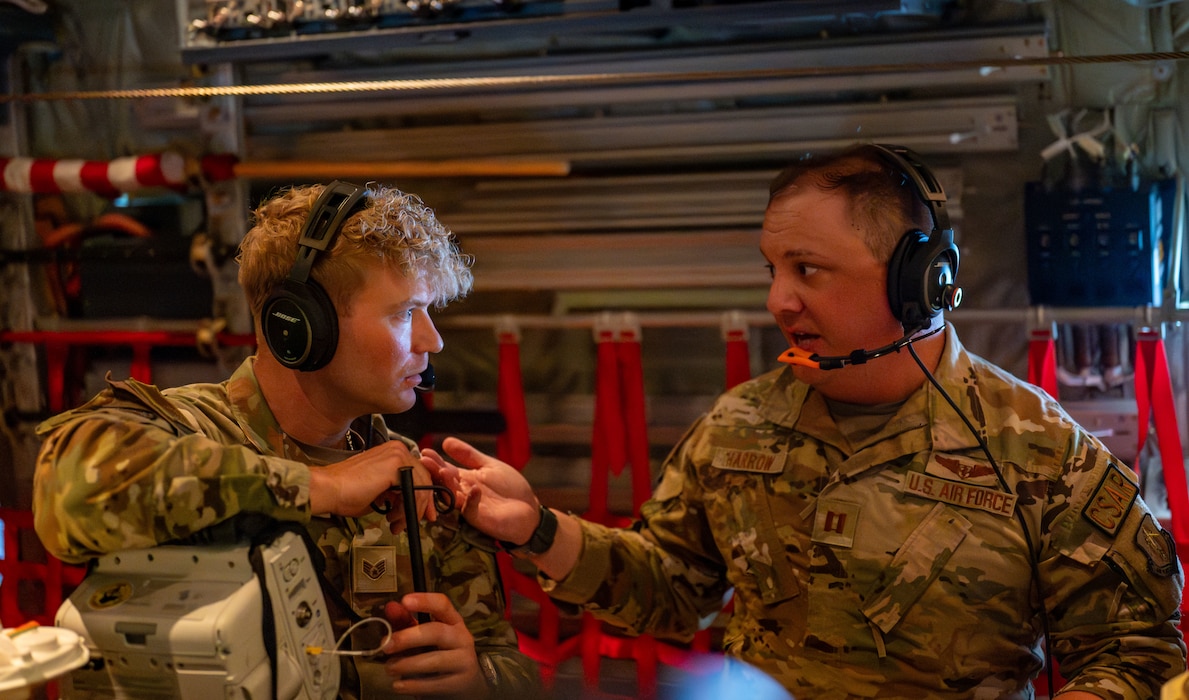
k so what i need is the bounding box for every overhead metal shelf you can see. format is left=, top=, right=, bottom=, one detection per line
left=247, top=95, right=1018, bottom=168
left=178, top=0, right=908, bottom=64
left=237, top=27, right=1049, bottom=125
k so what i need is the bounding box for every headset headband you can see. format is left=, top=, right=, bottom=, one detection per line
left=869, top=144, right=952, bottom=233
left=287, top=180, right=368, bottom=285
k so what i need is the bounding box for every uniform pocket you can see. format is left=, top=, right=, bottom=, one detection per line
left=728, top=487, right=802, bottom=606
left=860, top=502, right=971, bottom=634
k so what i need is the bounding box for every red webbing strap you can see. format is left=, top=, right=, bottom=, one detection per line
left=2, top=328, right=256, bottom=416
left=590, top=315, right=651, bottom=523
left=417, top=388, right=435, bottom=451
left=616, top=323, right=652, bottom=514
left=1134, top=330, right=1189, bottom=549
left=590, top=322, right=626, bottom=524
left=497, top=550, right=579, bottom=678
left=582, top=614, right=659, bottom=696
left=131, top=344, right=153, bottom=384
left=722, top=312, right=751, bottom=390
left=1027, top=328, right=1059, bottom=399
left=44, top=342, right=69, bottom=414
left=496, top=325, right=532, bottom=470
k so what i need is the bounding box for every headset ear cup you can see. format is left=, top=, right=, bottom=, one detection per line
left=887, top=230, right=930, bottom=331
left=261, top=278, right=339, bottom=371
left=886, top=229, right=960, bottom=332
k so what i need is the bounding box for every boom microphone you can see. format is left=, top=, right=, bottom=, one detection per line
left=777, top=325, right=944, bottom=370
left=415, top=363, right=435, bottom=391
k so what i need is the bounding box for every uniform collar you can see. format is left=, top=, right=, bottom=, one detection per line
left=226, top=356, right=287, bottom=456
left=757, top=324, right=987, bottom=456
left=226, top=356, right=389, bottom=459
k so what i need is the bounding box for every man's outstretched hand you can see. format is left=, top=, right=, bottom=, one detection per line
left=420, top=437, right=540, bottom=546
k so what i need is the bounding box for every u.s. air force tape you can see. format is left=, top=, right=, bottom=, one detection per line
left=900, top=471, right=1017, bottom=517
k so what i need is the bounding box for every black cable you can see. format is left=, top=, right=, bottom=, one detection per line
left=906, top=342, right=1056, bottom=694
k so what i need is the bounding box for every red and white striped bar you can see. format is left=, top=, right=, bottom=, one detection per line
left=0, top=152, right=188, bottom=196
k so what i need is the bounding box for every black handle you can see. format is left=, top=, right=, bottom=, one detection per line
left=399, top=466, right=431, bottom=624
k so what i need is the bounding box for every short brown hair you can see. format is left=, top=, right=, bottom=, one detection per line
left=768, top=144, right=934, bottom=263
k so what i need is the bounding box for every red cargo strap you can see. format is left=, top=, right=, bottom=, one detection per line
left=1134, top=329, right=1189, bottom=548
left=1027, top=327, right=1059, bottom=400
left=722, top=312, right=751, bottom=390
left=496, top=322, right=532, bottom=470
left=590, top=314, right=650, bottom=524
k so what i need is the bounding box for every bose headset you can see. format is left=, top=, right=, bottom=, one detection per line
left=778, top=144, right=964, bottom=370
left=261, top=180, right=368, bottom=372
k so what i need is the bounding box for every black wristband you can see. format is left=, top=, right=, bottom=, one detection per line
left=499, top=505, right=557, bottom=556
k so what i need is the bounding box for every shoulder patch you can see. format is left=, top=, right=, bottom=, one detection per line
left=1082, top=462, right=1138, bottom=537
left=1137, top=513, right=1178, bottom=577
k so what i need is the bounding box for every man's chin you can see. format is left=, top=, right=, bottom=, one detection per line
left=389, top=393, right=418, bottom=415
left=789, top=363, right=830, bottom=384
left=371, top=388, right=418, bottom=417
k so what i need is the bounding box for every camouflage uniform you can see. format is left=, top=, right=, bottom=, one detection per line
left=543, top=325, right=1186, bottom=699
left=33, top=357, right=539, bottom=699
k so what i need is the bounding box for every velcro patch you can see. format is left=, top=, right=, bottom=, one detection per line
left=900, top=471, right=1017, bottom=517
left=811, top=500, right=861, bottom=548
left=711, top=448, right=786, bottom=474
left=1082, top=463, right=1138, bottom=537
left=928, top=453, right=997, bottom=482
left=353, top=545, right=398, bottom=593
left=1137, top=513, right=1178, bottom=577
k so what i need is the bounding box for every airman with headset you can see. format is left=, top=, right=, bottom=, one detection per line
left=34, top=181, right=540, bottom=698
left=422, top=143, right=1187, bottom=698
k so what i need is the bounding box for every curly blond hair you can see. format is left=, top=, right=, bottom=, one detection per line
left=237, top=182, right=473, bottom=317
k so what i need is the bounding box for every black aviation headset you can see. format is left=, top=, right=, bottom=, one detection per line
left=874, top=143, right=964, bottom=334
left=261, top=180, right=368, bottom=372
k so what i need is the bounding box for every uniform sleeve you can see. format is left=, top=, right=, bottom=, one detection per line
left=539, top=419, right=731, bottom=641
left=33, top=405, right=312, bottom=563
left=431, top=519, right=541, bottom=696
left=1044, top=441, right=1187, bottom=698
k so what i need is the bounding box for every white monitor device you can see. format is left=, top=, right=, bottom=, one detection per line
left=56, top=529, right=339, bottom=700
